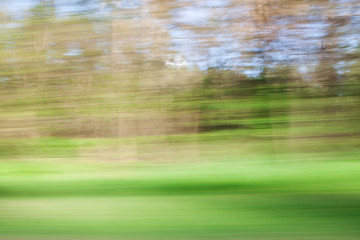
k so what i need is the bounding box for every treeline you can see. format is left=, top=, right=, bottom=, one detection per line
left=0, top=0, right=359, bottom=159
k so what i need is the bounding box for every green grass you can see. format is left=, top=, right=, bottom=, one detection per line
left=0, top=89, right=359, bottom=239
left=1, top=160, right=360, bottom=239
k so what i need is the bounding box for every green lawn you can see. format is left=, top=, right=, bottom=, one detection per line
left=1, top=160, right=360, bottom=239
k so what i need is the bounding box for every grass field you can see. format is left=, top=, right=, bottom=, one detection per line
left=0, top=94, right=359, bottom=239
left=1, top=159, right=360, bottom=240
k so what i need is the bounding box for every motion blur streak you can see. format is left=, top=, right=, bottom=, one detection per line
left=0, top=0, right=360, bottom=239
